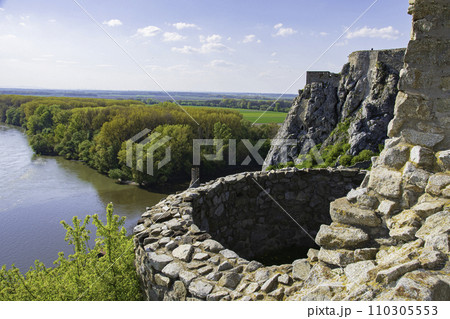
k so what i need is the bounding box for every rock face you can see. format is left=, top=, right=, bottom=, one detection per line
left=263, top=48, right=405, bottom=170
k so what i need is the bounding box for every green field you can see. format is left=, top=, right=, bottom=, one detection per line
left=183, top=105, right=287, bottom=124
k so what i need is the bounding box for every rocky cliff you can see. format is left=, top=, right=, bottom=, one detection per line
left=264, top=48, right=405, bottom=170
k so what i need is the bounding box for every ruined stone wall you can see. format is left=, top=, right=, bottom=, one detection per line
left=134, top=169, right=364, bottom=301
left=306, top=71, right=340, bottom=85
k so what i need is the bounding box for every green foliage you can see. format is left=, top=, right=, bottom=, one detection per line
left=0, top=204, right=142, bottom=301
left=108, top=168, right=127, bottom=180
left=339, top=154, right=353, bottom=166
left=330, top=117, right=351, bottom=138
left=351, top=149, right=376, bottom=166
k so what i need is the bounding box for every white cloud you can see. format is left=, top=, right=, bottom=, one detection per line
left=136, top=25, right=161, bottom=37
left=48, top=19, right=57, bottom=23
left=274, top=23, right=283, bottom=29
left=319, top=32, right=329, bottom=36
left=0, top=34, right=17, bottom=40
left=200, top=34, right=222, bottom=43
left=163, top=32, right=186, bottom=42
left=172, top=34, right=231, bottom=54
left=172, top=41, right=230, bottom=54
left=268, top=60, right=279, bottom=64
left=0, top=8, right=4, bottom=12
left=173, top=22, right=199, bottom=30
left=19, top=22, right=26, bottom=27
left=271, top=52, right=277, bottom=57
left=207, top=59, right=234, bottom=68
left=243, top=34, right=256, bottom=43
left=346, top=26, right=400, bottom=40
left=56, top=60, right=78, bottom=64
left=242, top=34, right=261, bottom=43
left=103, top=19, right=123, bottom=27
left=171, top=46, right=197, bottom=54
left=96, top=64, right=114, bottom=67
left=273, top=23, right=297, bottom=37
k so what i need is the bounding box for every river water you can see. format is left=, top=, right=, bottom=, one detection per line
left=0, top=124, right=169, bottom=271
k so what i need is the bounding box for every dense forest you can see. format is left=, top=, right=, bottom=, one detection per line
left=0, top=95, right=279, bottom=186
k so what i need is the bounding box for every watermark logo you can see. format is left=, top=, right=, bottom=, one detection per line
left=126, top=129, right=172, bottom=176
left=126, top=128, right=325, bottom=176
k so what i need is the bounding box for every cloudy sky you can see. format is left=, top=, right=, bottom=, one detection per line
left=0, top=0, right=411, bottom=94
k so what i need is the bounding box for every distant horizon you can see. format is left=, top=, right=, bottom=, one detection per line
left=0, top=87, right=299, bottom=97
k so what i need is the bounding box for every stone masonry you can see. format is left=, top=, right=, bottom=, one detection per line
left=134, top=168, right=364, bottom=301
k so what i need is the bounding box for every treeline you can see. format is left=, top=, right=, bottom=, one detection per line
left=140, top=98, right=292, bottom=112
left=0, top=95, right=278, bottom=186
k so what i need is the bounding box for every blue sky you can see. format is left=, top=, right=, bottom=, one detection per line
left=0, top=0, right=412, bottom=94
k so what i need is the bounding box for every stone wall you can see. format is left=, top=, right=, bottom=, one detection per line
left=134, top=168, right=365, bottom=301
left=306, top=71, right=340, bottom=85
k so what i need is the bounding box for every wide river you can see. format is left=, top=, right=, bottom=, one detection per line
left=0, top=124, right=170, bottom=271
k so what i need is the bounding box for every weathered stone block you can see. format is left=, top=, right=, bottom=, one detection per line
left=416, top=211, right=450, bottom=239
left=425, top=173, right=450, bottom=196
left=344, top=260, right=376, bottom=284
left=379, top=145, right=411, bottom=169
left=378, top=200, right=398, bottom=216
left=161, top=262, right=183, bottom=279
left=201, top=239, right=224, bottom=253
left=188, top=280, right=213, bottom=299
left=147, top=252, right=174, bottom=271
left=376, top=260, right=421, bottom=285
left=292, top=259, right=311, bottom=281
left=402, top=162, right=431, bottom=191
left=368, top=167, right=403, bottom=198
left=330, top=198, right=381, bottom=227
left=315, top=224, right=369, bottom=249
left=245, top=260, right=263, bottom=272
left=218, top=272, right=243, bottom=289
left=418, top=248, right=447, bottom=269
left=154, top=274, right=171, bottom=287
left=412, top=200, right=447, bottom=218
left=261, top=274, right=280, bottom=293
left=402, top=129, right=444, bottom=148
left=410, top=146, right=435, bottom=168
left=307, top=248, right=319, bottom=262
left=318, top=248, right=355, bottom=267
left=354, top=248, right=378, bottom=262
left=172, top=244, right=194, bottom=262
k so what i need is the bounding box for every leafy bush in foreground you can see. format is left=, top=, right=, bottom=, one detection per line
left=0, top=204, right=142, bottom=301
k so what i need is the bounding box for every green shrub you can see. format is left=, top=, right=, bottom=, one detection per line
left=0, top=204, right=142, bottom=301
left=351, top=149, right=376, bottom=166
left=339, top=154, right=353, bottom=166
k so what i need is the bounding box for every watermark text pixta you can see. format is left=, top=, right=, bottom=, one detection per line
left=125, top=129, right=323, bottom=176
